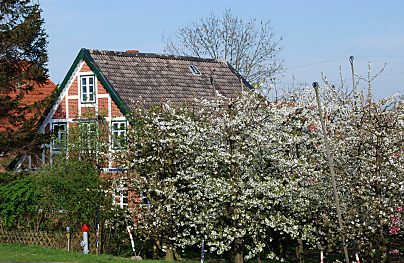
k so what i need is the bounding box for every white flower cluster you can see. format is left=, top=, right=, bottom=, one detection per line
left=115, top=89, right=403, bottom=261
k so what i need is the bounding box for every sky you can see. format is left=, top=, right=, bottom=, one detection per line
left=39, top=0, right=404, bottom=99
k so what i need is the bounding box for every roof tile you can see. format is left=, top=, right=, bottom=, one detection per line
left=88, top=49, right=249, bottom=109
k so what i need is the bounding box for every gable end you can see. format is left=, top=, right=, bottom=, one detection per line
left=39, top=49, right=129, bottom=132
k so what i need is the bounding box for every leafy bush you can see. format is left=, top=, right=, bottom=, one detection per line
left=37, top=158, right=111, bottom=231
left=0, top=172, right=42, bottom=229
left=0, top=158, right=112, bottom=232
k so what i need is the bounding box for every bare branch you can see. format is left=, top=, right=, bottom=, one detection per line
left=163, top=9, right=284, bottom=85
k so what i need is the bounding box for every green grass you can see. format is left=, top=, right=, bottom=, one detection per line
left=0, top=243, right=323, bottom=263
left=0, top=243, right=168, bottom=263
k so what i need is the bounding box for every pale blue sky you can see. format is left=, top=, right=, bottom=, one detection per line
left=40, top=0, right=404, bottom=98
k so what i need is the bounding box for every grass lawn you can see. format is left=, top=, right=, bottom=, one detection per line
left=0, top=243, right=166, bottom=263
left=0, top=243, right=306, bottom=263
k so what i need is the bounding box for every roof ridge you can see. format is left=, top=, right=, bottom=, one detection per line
left=87, top=48, right=224, bottom=63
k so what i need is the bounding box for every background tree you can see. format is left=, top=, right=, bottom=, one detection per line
left=319, top=84, right=404, bottom=262
left=0, top=0, right=49, bottom=153
left=292, top=63, right=404, bottom=261
left=164, top=9, right=284, bottom=85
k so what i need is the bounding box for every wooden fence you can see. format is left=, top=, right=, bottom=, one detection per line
left=0, top=229, right=97, bottom=252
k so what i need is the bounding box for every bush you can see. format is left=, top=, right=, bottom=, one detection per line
left=37, top=158, right=111, bottom=231
left=0, top=172, right=42, bottom=229
left=0, top=158, right=112, bottom=232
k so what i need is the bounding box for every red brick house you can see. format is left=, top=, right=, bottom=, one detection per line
left=35, top=48, right=252, bottom=208
left=0, top=79, right=56, bottom=172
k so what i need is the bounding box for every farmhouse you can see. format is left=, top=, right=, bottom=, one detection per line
left=28, top=48, right=252, bottom=207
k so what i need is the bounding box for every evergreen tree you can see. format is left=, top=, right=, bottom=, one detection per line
left=0, top=0, right=49, bottom=153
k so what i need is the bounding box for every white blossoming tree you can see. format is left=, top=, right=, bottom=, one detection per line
left=117, top=105, right=204, bottom=260
left=297, top=65, right=404, bottom=261
left=116, top=80, right=403, bottom=262
left=118, top=92, right=329, bottom=262
left=319, top=85, right=404, bottom=262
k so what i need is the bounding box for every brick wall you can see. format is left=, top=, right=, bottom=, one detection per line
left=80, top=63, right=92, bottom=73
left=68, top=99, right=78, bottom=119
left=46, top=61, right=125, bottom=169
left=53, top=98, right=66, bottom=119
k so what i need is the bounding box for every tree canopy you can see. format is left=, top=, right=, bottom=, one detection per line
left=0, top=0, right=49, bottom=153
left=164, top=9, right=284, bottom=85
left=115, top=85, right=403, bottom=262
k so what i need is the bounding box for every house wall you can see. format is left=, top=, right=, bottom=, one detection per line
left=42, top=60, right=126, bottom=169
left=38, top=59, right=138, bottom=212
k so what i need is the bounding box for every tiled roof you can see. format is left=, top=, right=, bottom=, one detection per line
left=0, top=80, right=56, bottom=132
left=88, top=49, right=250, bottom=109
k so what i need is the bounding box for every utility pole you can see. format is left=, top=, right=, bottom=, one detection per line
left=313, top=82, right=350, bottom=263
left=349, top=56, right=355, bottom=93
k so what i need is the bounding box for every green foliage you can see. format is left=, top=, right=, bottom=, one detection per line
left=0, top=0, right=48, bottom=91
left=103, top=211, right=136, bottom=257
left=0, top=172, right=41, bottom=229
left=0, top=0, right=49, bottom=152
left=37, top=158, right=111, bottom=231
left=0, top=158, right=113, bottom=231
left=63, top=117, right=110, bottom=167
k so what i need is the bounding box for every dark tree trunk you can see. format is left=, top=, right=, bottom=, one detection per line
left=234, top=238, right=243, bottom=263
left=295, top=239, right=304, bottom=263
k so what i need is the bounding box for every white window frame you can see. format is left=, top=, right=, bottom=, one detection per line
left=111, top=121, right=127, bottom=149
left=80, top=75, right=96, bottom=103
left=79, top=121, right=98, bottom=153
left=140, top=191, right=151, bottom=208
left=113, top=181, right=128, bottom=208
left=189, top=65, right=202, bottom=76
left=51, top=122, right=67, bottom=151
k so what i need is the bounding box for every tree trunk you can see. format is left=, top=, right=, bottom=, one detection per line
left=379, top=231, right=388, bottom=263
left=279, top=241, right=286, bottom=259
left=234, top=238, right=243, bottom=263
left=153, top=239, right=160, bottom=259
left=166, top=247, right=174, bottom=261
left=375, top=136, right=388, bottom=263
left=295, top=239, right=304, bottom=263
left=174, top=250, right=182, bottom=260
left=234, top=252, right=243, bottom=263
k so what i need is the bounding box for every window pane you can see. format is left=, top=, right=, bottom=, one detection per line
left=81, top=76, right=96, bottom=103
left=52, top=123, right=67, bottom=150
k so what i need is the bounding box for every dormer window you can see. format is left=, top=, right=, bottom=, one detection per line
left=80, top=75, right=96, bottom=103
left=189, top=65, right=202, bottom=76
